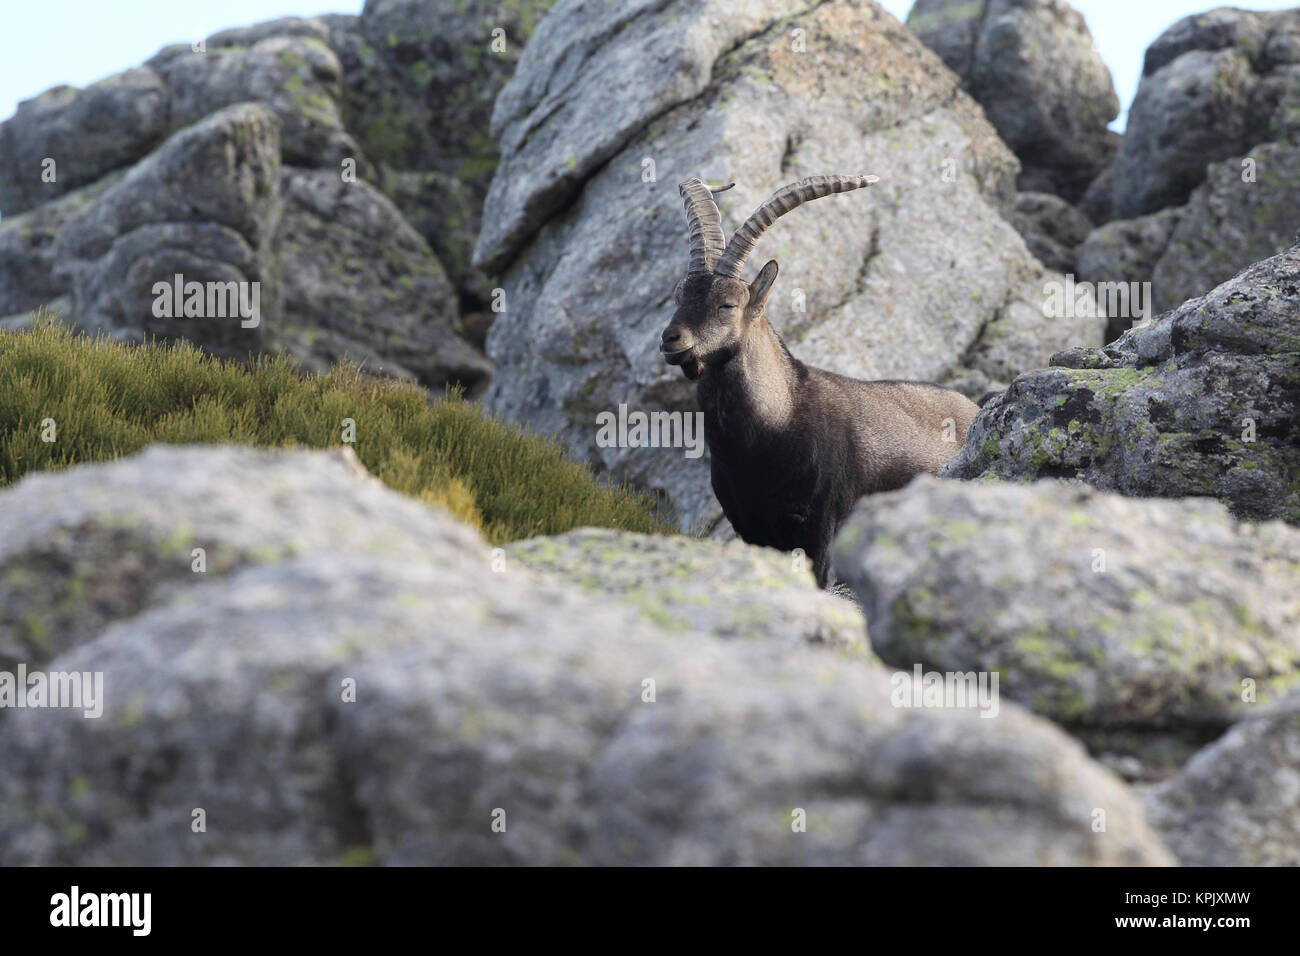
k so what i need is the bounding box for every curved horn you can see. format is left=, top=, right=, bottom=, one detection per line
left=678, top=179, right=735, bottom=274
left=713, top=174, right=879, bottom=279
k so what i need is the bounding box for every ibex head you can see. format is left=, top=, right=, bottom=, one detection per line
left=660, top=175, right=879, bottom=380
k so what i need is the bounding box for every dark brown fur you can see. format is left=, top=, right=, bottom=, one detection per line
left=663, top=263, right=977, bottom=586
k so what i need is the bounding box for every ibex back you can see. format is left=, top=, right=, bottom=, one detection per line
left=661, top=176, right=978, bottom=586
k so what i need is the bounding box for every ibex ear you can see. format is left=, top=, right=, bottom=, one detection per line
left=748, top=260, right=779, bottom=313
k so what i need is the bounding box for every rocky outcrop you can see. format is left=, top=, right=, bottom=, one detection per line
left=0, top=445, right=1171, bottom=865
left=1115, top=48, right=1253, bottom=219
left=207, top=15, right=337, bottom=48
left=833, top=475, right=1300, bottom=778
left=944, top=243, right=1300, bottom=526
left=1110, top=7, right=1300, bottom=219
left=906, top=0, right=1120, bottom=201
left=147, top=32, right=360, bottom=169
left=508, top=527, right=870, bottom=655
left=1080, top=142, right=1300, bottom=335
left=329, top=0, right=551, bottom=178
left=1071, top=8, right=1300, bottom=339
left=1008, top=192, right=1093, bottom=274
left=273, top=167, right=490, bottom=390
left=1145, top=688, right=1300, bottom=866
left=50, top=104, right=282, bottom=360
left=0, top=7, right=511, bottom=388
left=0, top=69, right=167, bottom=216
left=476, top=0, right=1105, bottom=531
left=321, top=0, right=557, bottom=310
left=1149, top=141, right=1300, bottom=313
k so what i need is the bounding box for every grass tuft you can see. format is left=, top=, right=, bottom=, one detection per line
left=0, top=314, right=672, bottom=544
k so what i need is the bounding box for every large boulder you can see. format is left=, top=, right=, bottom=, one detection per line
left=272, top=167, right=490, bottom=389
left=0, top=69, right=167, bottom=217
left=832, top=476, right=1300, bottom=778
left=0, top=445, right=1171, bottom=865
left=1111, top=7, right=1300, bottom=218
left=906, top=0, right=1119, bottom=201
left=0, top=298, right=69, bottom=333
left=476, top=0, right=1104, bottom=531
left=146, top=32, right=360, bottom=169
left=1149, top=141, right=1300, bottom=313
left=1145, top=688, right=1300, bottom=866
left=1076, top=7, right=1300, bottom=337
left=943, top=243, right=1300, bottom=526
left=0, top=445, right=479, bottom=674
left=1077, top=142, right=1300, bottom=337
left=49, top=103, right=283, bottom=360
left=1115, top=46, right=1254, bottom=218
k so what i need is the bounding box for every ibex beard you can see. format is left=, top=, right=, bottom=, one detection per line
left=662, top=175, right=980, bottom=587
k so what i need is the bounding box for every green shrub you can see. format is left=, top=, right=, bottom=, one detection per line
left=0, top=318, right=672, bottom=543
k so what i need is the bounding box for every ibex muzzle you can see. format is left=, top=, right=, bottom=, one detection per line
left=662, top=175, right=980, bottom=586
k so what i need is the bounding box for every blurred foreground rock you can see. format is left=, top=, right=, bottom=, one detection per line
left=0, top=445, right=1169, bottom=866
left=833, top=475, right=1300, bottom=779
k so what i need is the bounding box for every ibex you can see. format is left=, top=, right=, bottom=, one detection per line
left=661, top=175, right=979, bottom=586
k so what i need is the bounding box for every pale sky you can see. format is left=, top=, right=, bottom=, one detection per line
left=2, top=1, right=1297, bottom=131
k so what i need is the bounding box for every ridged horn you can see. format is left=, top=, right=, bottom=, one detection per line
left=678, top=179, right=735, bottom=275
left=713, top=174, right=879, bottom=280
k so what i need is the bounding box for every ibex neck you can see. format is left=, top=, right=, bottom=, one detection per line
left=699, top=316, right=798, bottom=434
